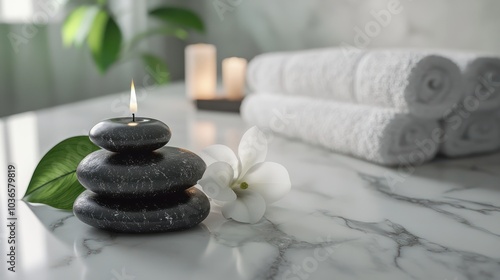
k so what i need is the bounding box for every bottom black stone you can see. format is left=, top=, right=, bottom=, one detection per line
left=73, top=187, right=210, bottom=233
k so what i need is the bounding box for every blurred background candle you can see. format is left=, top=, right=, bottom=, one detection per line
left=185, top=44, right=217, bottom=100
left=223, top=57, right=247, bottom=100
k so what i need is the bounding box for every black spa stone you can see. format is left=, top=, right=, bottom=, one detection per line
left=89, top=117, right=171, bottom=152
left=73, top=187, right=210, bottom=233
left=76, top=146, right=206, bottom=197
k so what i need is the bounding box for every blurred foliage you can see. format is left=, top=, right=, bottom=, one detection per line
left=62, top=1, right=204, bottom=84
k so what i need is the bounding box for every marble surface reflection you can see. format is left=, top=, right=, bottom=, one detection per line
left=1, top=83, right=499, bottom=280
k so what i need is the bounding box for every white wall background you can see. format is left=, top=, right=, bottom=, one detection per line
left=186, top=0, right=500, bottom=69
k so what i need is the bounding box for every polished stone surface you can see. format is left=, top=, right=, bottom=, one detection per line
left=82, top=117, right=206, bottom=233
left=77, top=146, right=206, bottom=197
left=73, top=187, right=210, bottom=233
left=1, top=83, right=499, bottom=280
left=90, top=117, right=171, bottom=152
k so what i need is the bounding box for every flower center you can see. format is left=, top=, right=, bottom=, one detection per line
left=240, top=182, right=249, bottom=190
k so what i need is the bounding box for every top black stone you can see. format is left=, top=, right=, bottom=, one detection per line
left=90, top=117, right=171, bottom=152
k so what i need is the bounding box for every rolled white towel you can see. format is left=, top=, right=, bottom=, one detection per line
left=247, top=48, right=463, bottom=119
left=241, top=94, right=439, bottom=166
left=441, top=109, right=500, bottom=157
left=443, top=53, right=500, bottom=112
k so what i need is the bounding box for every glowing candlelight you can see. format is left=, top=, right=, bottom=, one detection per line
left=130, top=80, right=137, bottom=121
left=185, top=44, right=217, bottom=100
left=223, top=57, right=247, bottom=100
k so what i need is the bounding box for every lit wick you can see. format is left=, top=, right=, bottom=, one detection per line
left=130, top=80, right=137, bottom=122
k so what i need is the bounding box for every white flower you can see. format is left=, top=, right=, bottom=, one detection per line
left=198, top=127, right=291, bottom=224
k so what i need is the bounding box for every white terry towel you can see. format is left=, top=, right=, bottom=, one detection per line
left=442, top=52, right=500, bottom=112
left=441, top=108, right=500, bottom=157
left=241, top=94, right=439, bottom=166
left=247, top=48, right=463, bottom=119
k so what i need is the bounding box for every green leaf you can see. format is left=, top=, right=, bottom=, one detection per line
left=130, top=26, right=188, bottom=49
left=123, top=26, right=187, bottom=56
left=62, top=6, right=99, bottom=47
left=149, top=7, right=204, bottom=32
left=24, top=136, right=100, bottom=210
left=87, top=10, right=122, bottom=73
left=96, top=0, right=108, bottom=6
left=141, top=53, right=170, bottom=85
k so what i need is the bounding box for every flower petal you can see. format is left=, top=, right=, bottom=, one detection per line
left=238, top=127, right=268, bottom=177
left=221, top=189, right=266, bottom=224
left=242, top=162, right=291, bottom=203
left=198, top=162, right=237, bottom=202
left=200, top=144, right=239, bottom=177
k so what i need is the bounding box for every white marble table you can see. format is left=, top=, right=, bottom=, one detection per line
left=1, top=83, right=499, bottom=280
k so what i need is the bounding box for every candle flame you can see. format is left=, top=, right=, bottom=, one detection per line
left=130, top=80, right=137, bottom=114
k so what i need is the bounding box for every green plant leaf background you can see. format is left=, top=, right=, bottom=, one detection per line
left=61, top=4, right=203, bottom=84
left=23, top=136, right=100, bottom=210
left=62, top=6, right=88, bottom=47
left=62, top=5, right=99, bottom=47
left=87, top=9, right=122, bottom=73
left=126, top=26, right=188, bottom=53
left=149, top=7, right=205, bottom=32
left=142, top=53, right=170, bottom=85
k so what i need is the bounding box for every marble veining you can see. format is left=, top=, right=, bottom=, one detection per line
left=48, top=214, right=75, bottom=232
left=2, top=83, right=500, bottom=280
left=358, top=173, right=500, bottom=239
left=209, top=216, right=352, bottom=280
left=316, top=211, right=500, bottom=279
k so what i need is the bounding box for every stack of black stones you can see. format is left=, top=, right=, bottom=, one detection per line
left=73, top=117, right=210, bottom=233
